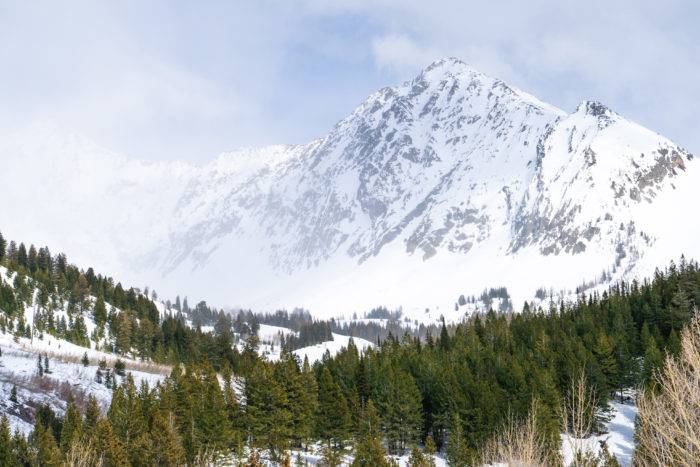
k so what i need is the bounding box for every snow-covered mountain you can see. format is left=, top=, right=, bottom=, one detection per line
left=1, top=58, right=697, bottom=321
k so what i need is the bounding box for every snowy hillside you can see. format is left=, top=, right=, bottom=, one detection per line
left=0, top=333, right=166, bottom=435
left=1, top=58, right=697, bottom=322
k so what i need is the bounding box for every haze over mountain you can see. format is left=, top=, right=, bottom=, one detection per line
left=2, top=58, right=697, bottom=321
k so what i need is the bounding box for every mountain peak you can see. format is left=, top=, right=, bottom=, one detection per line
left=421, top=56, right=475, bottom=74
left=399, top=57, right=566, bottom=117
left=416, top=57, right=491, bottom=86
left=1, top=59, right=696, bottom=321
left=576, top=100, right=616, bottom=118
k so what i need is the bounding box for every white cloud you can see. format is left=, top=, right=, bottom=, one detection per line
left=371, top=34, right=440, bottom=77
left=0, top=0, right=698, bottom=161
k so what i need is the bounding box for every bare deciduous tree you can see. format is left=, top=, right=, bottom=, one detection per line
left=65, top=439, right=100, bottom=467
left=634, top=313, right=700, bottom=466
left=560, top=371, right=599, bottom=467
left=478, top=399, right=554, bottom=467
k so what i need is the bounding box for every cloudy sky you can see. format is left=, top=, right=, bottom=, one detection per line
left=1, top=0, right=698, bottom=163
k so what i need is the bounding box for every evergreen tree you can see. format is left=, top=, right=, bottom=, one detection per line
left=446, top=413, right=469, bottom=466
left=0, top=232, right=6, bottom=262
left=593, top=333, right=619, bottom=396
left=93, top=294, right=107, bottom=326
left=439, top=317, right=450, bottom=351
left=375, top=368, right=423, bottom=454
left=424, top=434, right=437, bottom=460
left=16, top=243, right=27, bottom=269
left=149, top=411, right=186, bottom=465
left=198, top=367, right=233, bottom=459
left=31, top=423, right=62, bottom=466
left=351, top=433, right=394, bottom=467
left=276, top=351, right=313, bottom=448
left=245, top=363, right=292, bottom=461
left=357, top=399, right=382, bottom=439
left=299, top=357, right=319, bottom=447
left=93, top=418, right=129, bottom=466
left=0, top=416, right=11, bottom=466
left=642, top=338, right=664, bottom=386
left=221, top=366, right=244, bottom=454
left=316, top=367, right=352, bottom=449
left=9, top=386, right=17, bottom=403
left=320, top=445, right=344, bottom=467
left=84, top=396, right=101, bottom=431
left=408, top=445, right=433, bottom=467
left=12, top=430, right=32, bottom=466
left=60, top=396, right=83, bottom=453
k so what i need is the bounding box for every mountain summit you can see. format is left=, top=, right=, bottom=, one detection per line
left=1, top=60, right=697, bottom=321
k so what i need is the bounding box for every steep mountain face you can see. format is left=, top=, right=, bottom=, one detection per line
left=1, top=58, right=697, bottom=321
left=169, top=59, right=561, bottom=271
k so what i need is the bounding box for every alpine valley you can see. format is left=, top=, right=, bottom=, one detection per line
left=2, top=58, right=697, bottom=322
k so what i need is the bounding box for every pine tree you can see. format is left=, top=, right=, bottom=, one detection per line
left=277, top=351, right=314, bottom=448
left=43, top=354, right=50, bottom=374
left=424, top=434, right=437, bottom=462
left=245, top=363, right=292, bottom=461
left=93, top=417, right=129, bottom=467
left=642, top=338, right=663, bottom=386
left=299, top=357, right=319, bottom=448
left=320, top=445, right=344, bottom=467
left=0, top=232, right=6, bottom=262
left=60, top=396, right=83, bottom=453
left=357, top=399, right=382, bottom=438
left=198, top=366, right=233, bottom=459
left=222, top=366, right=244, bottom=454
left=0, top=416, right=11, bottom=466
left=372, top=363, right=423, bottom=454
left=593, top=333, right=619, bottom=396
left=446, top=413, right=469, bottom=466
left=295, top=451, right=308, bottom=466
left=81, top=352, right=89, bottom=367
left=408, top=445, right=433, bottom=467
left=84, top=396, right=101, bottom=431
left=352, top=433, right=395, bottom=466
left=149, top=411, right=186, bottom=465
left=316, top=367, right=352, bottom=449
left=9, top=386, right=17, bottom=403
left=439, top=317, right=450, bottom=351
left=93, top=294, right=107, bottom=326
left=12, top=430, right=32, bottom=466
left=16, top=243, right=27, bottom=269
left=108, top=375, right=147, bottom=464
left=37, top=355, right=43, bottom=377
left=31, top=423, right=62, bottom=466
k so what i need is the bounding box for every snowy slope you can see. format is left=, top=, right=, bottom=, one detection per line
left=1, top=58, right=697, bottom=322
left=0, top=335, right=166, bottom=435
left=293, top=333, right=374, bottom=365
left=562, top=401, right=638, bottom=467
left=254, top=328, right=374, bottom=365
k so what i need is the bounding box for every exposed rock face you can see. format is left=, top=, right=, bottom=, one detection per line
left=166, top=59, right=691, bottom=274
left=0, top=58, right=696, bottom=318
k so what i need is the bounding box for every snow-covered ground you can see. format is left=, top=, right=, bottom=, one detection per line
left=252, top=327, right=374, bottom=365
left=288, top=448, right=448, bottom=466
left=258, top=324, right=298, bottom=343
left=0, top=333, right=166, bottom=435
left=292, top=333, right=374, bottom=364
left=562, top=401, right=638, bottom=467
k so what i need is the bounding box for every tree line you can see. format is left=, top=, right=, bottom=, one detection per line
left=1, top=228, right=699, bottom=464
